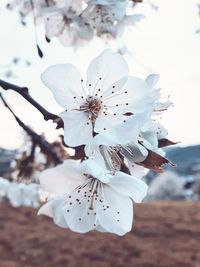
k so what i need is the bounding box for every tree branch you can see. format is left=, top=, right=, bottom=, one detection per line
left=0, top=79, right=63, bottom=129
left=0, top=93, right=62, bottom=165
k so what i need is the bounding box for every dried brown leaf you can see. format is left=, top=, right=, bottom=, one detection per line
left=158, top=139, right=178, bottom=148
left=138, top=150, right=175, bottom=173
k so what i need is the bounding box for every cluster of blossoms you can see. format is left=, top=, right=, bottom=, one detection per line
left=6, top=0, right=144, bottom=47
left=10, top=134, right=69, bottom=183
left=0, top=177, right=42, bottom=208
left=37, top=49, right=174, bottom=235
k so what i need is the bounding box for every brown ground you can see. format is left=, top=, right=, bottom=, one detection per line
left=0, top=202, right=200, bottom=267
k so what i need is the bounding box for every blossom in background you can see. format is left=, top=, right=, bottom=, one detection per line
left=38, top=159, right=148, bottom=235
left=81, top=0, right=127, bottom=37
left=0, top=177, right=54, bottom=208
left=6, top=0, right=56, bottom=21
left=0, top=177, right=10, bottom=200
left=41, top=49, right=157, bottom=147
left=45, top=13, right=94, bottom=47
left=7, top=182, right=40, bottom=208
left=6, top=0, right=144, bottom=46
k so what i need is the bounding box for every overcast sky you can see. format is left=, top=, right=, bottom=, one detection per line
left=0, top=0, right=200, bottom=149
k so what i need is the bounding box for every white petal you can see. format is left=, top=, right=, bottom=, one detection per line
left=128, top=163, right=149, bottom=178
left=62, top=187, right=97, bottom=233
left=109, top=76, right=155, bottom=114
left=80, top=159, right=110, bottom=183
left=155, top=100, right=172, bottom=113
left=85, top=145, right=113, bottom=172
left=98, top=185, right=133, bottom=236
left=39, top=160, right=85, bottom=196
left=95, top=225, right=107, bottom=233
left=38, top=200, right=53, bottom=217
left=119, top=143, right=147, bottom=163
left=52, top=196, right=69, bottom=228
left=109, top=172, right=148, bottom=203
left=94, top=112, right=128, bottom=134
left=141, top=131, right=158, bottom=148
left=138, top=143, right=149, bottom=157
left=94, top=113, right=147, bottom=146
left=41, top=64, right=84, bottom=109
left=145, top=74, right=160, bottom=88
left=123, top=14, right=145, bottom=25
left=45, top=13, right=65, bottom=38
left=86, top=49, right=128, bottom=95
left=39, top=196, right=69, bottom=229
left=60, top=110, right=93, bottom=146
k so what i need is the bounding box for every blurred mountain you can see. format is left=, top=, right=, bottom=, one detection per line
left=0, top=148, right=16, bottom=177
left=166, top=145, right=200, bottom=175
left=146, top=145, right=200, bottom=183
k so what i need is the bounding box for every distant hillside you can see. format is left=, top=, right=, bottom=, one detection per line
left=145, top=144, right=200, bottom=184
left=166, top=145, right=200, bottom=175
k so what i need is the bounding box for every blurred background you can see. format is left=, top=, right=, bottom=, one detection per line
left=0, top=0, right=200, bottom=266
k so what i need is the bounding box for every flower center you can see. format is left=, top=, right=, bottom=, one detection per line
left=80, top=97, right=102, bottom=123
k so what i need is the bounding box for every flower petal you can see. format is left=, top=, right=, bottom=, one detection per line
left=128, top=163, right=149, bottom=178
left=119, top=143, right=147, bottom=163
left=52, top=196, right=69, bottom=228
left=98, top=185, right=133, bottom=236
left=38, top=196, right=69, bottom=228
left=145, top=74, right=160, bottom=88
left=105, top=76, right=155, bottom=114
left=62, top=187, right=97, bottom=233
left=60, top=110, right=93, bottom=146
left=39, top=160, right=85, bottom=196
left=45, top=13, right=65, bottom=38
left=109, top=172, right=148, bottom=203
left=80, top=159, right=110, bottom=183
left=41, top=64, right=84, bottom=109
left=94, top=113, right=148, bottom=146
left=86, top=49, right=128, bottom=95
left=38, top=200, right=53, bottom=217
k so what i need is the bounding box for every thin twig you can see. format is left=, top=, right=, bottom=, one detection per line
left=0, top=93, right=62, bottom=165
left=0, top=79, right=63, bottom=129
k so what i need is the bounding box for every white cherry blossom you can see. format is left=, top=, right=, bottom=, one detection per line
left=41, top=49, right=157, bottom=147
left=7, top=182, right=40, bottom=208
left=82, top=73, right=172, bottom=174
left=45, top=13, right=93, bottom=47
left=83, top=113, right=148, bottom=170
left=7, top=0, right=144, bottom=46
left=0, top=177, right=10, bottom=200
left=38, top=159, right=148, bottom=235
left=82, top=0, right=127, bottom=37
